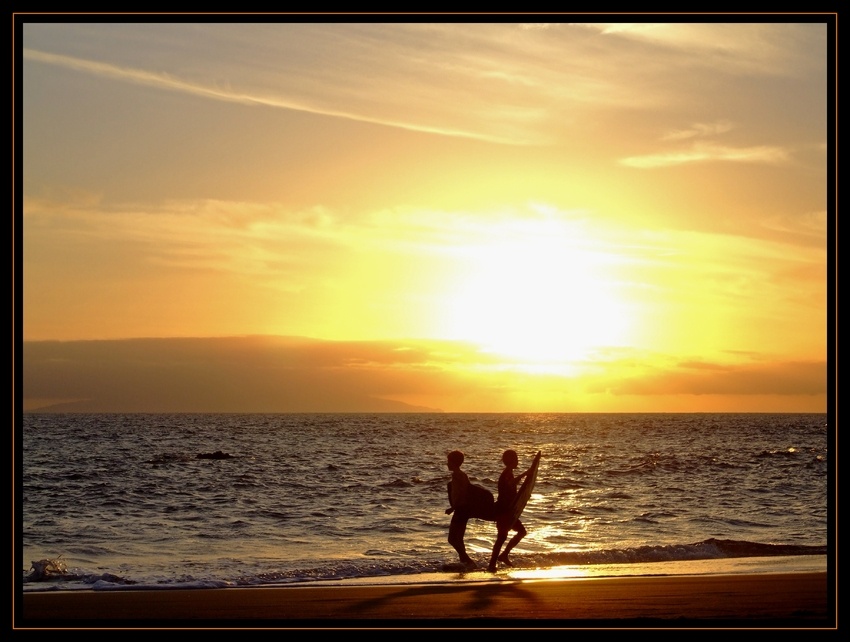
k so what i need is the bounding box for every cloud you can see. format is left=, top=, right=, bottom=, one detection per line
left=620, top=142, right=790, bottom=168
left=21, top=336, right=546, bottom=413
left=661, top=120, right=735, bottom=141
left=23, top=48, right=276, bottom=106
left=581, top=22, right=828, bottom=77
left=23, top=195, right=344, bottom=280
left=23, top=47, right=506, bottom=144
left=21, top=43, right=543, bottom=146
left=629, top=119, right=798, bottom=169
left=587, top=358, right=827, bottom=397
left=22, top=336, right=828, bottom=413
left=23, top=22, right=827, bottom=150
left=759, top=210, right=828, bottom=238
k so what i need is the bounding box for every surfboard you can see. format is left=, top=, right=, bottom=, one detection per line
left=447, top=481, right=496, bottom=520
left=497, top=451, right=541, bottom=532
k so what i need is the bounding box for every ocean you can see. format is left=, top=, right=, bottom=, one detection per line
left=19, top=413, right=830, bottom=592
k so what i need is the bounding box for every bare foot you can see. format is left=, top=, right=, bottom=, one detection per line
left=487, top=564, right=497, bottom=573
left=497, top=553, right=513, bottom=567
left=463, top=559, right=477, bottom=570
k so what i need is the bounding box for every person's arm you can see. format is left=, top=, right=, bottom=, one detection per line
left=507, top=469, right=529, bottom=487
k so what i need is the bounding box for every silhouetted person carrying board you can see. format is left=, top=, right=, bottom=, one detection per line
left=488, top=449, right=532, bottom=572
left=445, top=449, right=496, bottom=569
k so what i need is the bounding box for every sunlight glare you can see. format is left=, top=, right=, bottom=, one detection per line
left=442, top=220, right=630, bottom=366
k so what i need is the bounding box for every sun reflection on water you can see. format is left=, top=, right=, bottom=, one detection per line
left=508, top=566, right=592, bottom=580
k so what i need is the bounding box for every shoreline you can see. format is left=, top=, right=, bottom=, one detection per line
left=18, top=570, right=833, bottom=629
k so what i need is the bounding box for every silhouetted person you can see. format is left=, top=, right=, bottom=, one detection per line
left=445, top=449, right=477, bottom=568
left=488, top=449, right=529, bottom=572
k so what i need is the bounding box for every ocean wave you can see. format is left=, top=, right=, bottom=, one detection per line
left=22, top=538, right=827, bottom=592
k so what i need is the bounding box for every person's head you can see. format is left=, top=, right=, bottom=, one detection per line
left=447, top=450, right=465, bottom=470
left=502, top=449, right=519, bottom=468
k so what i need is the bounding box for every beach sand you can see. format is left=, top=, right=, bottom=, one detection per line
left=18, top=571, right=833, bottom=629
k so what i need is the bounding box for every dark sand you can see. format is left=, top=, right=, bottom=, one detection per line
left=18, top=571, right=833, bottom=629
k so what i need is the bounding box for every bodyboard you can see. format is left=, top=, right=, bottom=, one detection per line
left=447, top=481, right=496, bottom=521
left=497, top=451, right=541, bottom=532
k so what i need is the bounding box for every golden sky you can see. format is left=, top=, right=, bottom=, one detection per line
left=18, top=19, right=833, bottom=413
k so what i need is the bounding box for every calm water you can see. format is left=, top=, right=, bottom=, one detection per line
left=19, top=413, right=829, bottom=592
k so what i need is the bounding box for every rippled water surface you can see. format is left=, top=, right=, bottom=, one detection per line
left=20, top=413, right=829, bottom=590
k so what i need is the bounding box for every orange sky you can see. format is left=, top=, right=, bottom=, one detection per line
left=18, top=19, right=833, bottom=413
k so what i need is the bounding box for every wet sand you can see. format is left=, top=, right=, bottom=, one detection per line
left=18, top=571, right=832, bottom=628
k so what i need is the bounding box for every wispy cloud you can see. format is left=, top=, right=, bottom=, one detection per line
left=661, top=120, right=735, bottom=141
left=23, top=48, right=517, bottom=145
left=582, top=22, right=827, bottom=76
left=620, top=142, right=790, bottom=168
left=23, top=48, right=275, bottom=106
left=24, top=22, right=826, bottom=151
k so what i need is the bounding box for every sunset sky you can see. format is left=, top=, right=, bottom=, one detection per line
left=18, top=18, right=833, bottom=413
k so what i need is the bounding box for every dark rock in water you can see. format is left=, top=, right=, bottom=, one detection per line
left=197, top=450, right=233, bottom=460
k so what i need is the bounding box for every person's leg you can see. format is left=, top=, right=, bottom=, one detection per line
left=487, top=529, right=508, bottom=572
left=448, top=510, right=475, bottom=566
left=498, top=520, right=527, bottom=566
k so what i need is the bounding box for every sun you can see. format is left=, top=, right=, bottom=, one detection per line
left=440, top=223, right=631, bottom=367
